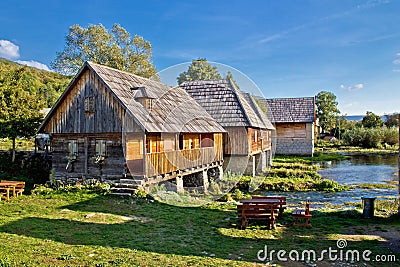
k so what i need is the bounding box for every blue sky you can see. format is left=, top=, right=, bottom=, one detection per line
left=0, top=0, right=399, bottom=115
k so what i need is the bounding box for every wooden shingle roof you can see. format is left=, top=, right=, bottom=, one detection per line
left=180, top=79, right=274, bottom=130
left=39, top=62, right=225, bottom=134
left=263, top=97, right=316, bottom=123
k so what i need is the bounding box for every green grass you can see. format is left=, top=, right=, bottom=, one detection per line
left=0, top=138, right=35, bottom=151
left=232, top=153, right=349, bottom=194
left=0, top=192, right=399, bottom=266
left=356, top=183, right=397, bottom=190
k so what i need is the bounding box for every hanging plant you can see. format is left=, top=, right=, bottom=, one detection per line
left=93, top=154, right=106, bottom=166
left=65, top=153, right=78, bottom=171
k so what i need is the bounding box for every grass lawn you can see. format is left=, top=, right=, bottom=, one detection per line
left=0, top=192, right=399, bottom=266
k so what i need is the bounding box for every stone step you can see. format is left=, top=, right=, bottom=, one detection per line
left=109, top=192, right=133, bottom=197
left=112, top=183, right=139, bottom=189
left=110, top=187, right=138, bottom=195
left=119, top=179, right=144, bottom=185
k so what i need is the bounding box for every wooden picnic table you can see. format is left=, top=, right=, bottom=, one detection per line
left=238, top=197, right=286, bottom=230
left=0, top=181, right=25, bottom=201
left=0, top=182, right=17, bottom=201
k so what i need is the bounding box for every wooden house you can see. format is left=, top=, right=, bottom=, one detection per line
left=180, top=79, right=274, bottom=176
left=263, top=97, right=316, bottom=156
left=37, top=62, right=225, bottom=192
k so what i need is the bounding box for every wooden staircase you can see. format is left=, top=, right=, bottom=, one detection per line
left=109, top=178, right=144, bottom=196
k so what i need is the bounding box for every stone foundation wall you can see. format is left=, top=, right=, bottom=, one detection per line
left=275, top=138, right=314, bottom=156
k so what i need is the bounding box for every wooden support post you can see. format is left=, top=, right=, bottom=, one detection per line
left=218, top=165, right=224, bottom=180
left=176, top=175, right=184, bottom=193
left=84, top=137, right=88, bottom=175
left=202, top=169, right=209, bottom=192
left=252, top=155, right=256, bottom=177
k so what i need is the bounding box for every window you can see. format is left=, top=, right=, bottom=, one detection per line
left=84, top=97, right=94, bottom=113
left=200, top=133, right=214, bottom=148
left=95, top=140, right=107, bottom=156
left=254, top=130, right=258, bottom=142
left=67, top=140, right=78, bottom=156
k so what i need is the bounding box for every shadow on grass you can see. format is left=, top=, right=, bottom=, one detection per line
left=0, top=195, right=399, bottom=265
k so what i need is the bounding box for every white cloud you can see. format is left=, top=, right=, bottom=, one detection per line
left=0, top=39, right=50, bottom=71
left=0, top=40, right=20, bottom=59
left=393, top=53, right=400, bottom=64
left=16, top=60, right=50, bottom=71
left=392, top=69, right=400, bottom=72
left=340, top=83, right=364, bottom=92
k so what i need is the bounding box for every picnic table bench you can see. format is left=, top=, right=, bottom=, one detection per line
left=292, top=200, right=312, bottom=227
left=0, top=180, right=25, bottom=201
left=237, top=196, right=286, bottom=230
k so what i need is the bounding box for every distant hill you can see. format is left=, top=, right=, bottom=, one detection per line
left=0, top=58, right=72, bottom=107
left=346, top=115, right=388, bottom=122
left=346, top=115, right=364, bottom=121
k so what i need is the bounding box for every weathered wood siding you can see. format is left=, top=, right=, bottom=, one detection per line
left=223, top=127, right=248, bottom=155
left=43, top=69, right=125, bottom=134
left=276, top=123, right=307, bottom=138
left=262, top=130, right=271, bottom=150
left=274, top=122, right=314, bottom=156
left=51, top=133, right=124, bottom=181
left=125, top=132, right=145, bottom=177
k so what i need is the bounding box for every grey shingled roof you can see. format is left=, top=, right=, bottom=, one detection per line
left=180, top=79, right=274, bottom=129
left=263, top=97, right=315, bottom=123
left=39, top=62, right=225, bottom=134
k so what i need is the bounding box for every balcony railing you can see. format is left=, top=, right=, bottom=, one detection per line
left=146, top=147, right=222, bottom=177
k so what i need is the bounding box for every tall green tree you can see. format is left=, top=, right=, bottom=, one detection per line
left=177, top=58, right=222, bottom=85
left=0, top=67, right=44, bottom=162
left=51, top=23, right=158, bottom=79
left=315, top=91, right=340, bottom=133
left=362, top=111, right=383, bottom=128
left=384, top=113, right=399, bottom=128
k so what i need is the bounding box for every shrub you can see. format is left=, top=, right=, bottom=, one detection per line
left=343, top=126, right=398, bottom=148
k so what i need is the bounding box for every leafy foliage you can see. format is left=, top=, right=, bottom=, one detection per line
left=0, top=58, right=71, bottom=107
left=384, top=113, right=399, bottom=128
left=0, top=66, right=50, bottom=160
left=343, top=126, right=399, bottom=148
left=177, top=58, right=221, bottom=85
left=362, top=111, right=383, bottom=128
left=51, top=23, right=158, bottom=79
left=315, top=91, right=340, bottom=133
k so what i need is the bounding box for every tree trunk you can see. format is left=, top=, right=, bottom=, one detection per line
left=11, top=137, right=16, bottom=163
left=398, top=114, right=399, bottom=213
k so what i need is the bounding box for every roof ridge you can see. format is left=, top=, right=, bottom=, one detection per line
left=226, top=78, right=253, bottom=127
left=86, top=61, right=165, bottom=88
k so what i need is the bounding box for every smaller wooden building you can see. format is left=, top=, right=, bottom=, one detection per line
left=37, top=62, right=225, bottom=191
left=264, top=97, right=316, bottom=156
left=181, top=79, right=274, bottom=176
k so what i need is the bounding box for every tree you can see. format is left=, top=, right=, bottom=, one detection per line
left=362, top=111, right=383, bottom=128
left=51, top=23, right=158, bottom=79
left=0, top=68, right=44, bottom=162
left=384, top=113, right=399, bottom=128
left=177, top=58, right=222, bottom=85
left=315, top=91, right=340, bottom=133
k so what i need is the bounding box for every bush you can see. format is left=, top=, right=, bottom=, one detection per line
left=343, top=126, right=398, bottom=148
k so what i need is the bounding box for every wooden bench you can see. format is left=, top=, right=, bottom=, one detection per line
left=1, top=180, right=25, bottom=197
left=292, top=200, right=312, bottom=227
left=251, top=196, right=286, bottom=218
left=237, top=201, right=279, bottom=230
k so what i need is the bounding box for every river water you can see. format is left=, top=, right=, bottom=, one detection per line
left=267, top=154, right=399, bottom=208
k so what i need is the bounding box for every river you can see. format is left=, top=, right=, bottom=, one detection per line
left=267, top=154, right=399, bottom=208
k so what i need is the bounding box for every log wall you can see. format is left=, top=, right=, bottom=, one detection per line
left=43, top=69, right=126, bottom=134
